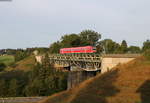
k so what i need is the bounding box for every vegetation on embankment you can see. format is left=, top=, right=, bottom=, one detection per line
left=0, top=55, right=15, bottom=72
left=0, top=54, right=67, bottom=98
left=5, top=55, right=36, bottom=71
left=0, top=48, right=68, bottom=98
left=38, top=56, right=150, bottom=103
left=0, top=55, right=37, bottom=97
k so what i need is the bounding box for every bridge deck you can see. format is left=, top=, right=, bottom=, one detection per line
left=49, top=54, right=102, bottom=71
left=49, top=54, right=101, bottom=62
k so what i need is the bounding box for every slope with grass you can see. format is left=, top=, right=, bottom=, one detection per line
left=6, top=56, right=36, bottom=71
left=0, top=55, right=15, bottom=65
left=38, top=56, right=150, bottom=103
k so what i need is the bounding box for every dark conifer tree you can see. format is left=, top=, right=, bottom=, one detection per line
left=8, top=79, right=19, bottom=97
left=120, top=40, right=128, bottom=53
left=0, top=79, right=7, bottom=97
left=142, top=40, right=150, bottom=52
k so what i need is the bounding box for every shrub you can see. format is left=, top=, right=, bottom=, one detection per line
left=143, top=49, right=150, bottom=60
left=0, top=63, right=6, bottom=72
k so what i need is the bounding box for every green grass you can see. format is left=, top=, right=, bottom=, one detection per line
left=0, top=55, right=15, bottom=65
left=5, top=55, right=36, bottom=72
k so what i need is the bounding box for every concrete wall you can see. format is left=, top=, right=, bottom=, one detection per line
left=35, top=56, right=43, bottom=64
left=68, top=71, right=97, bottom=89
left=101, top=57, right=135, bottom=73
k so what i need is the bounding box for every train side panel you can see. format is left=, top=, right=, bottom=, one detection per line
left=60, top=46, right=96, bottom=54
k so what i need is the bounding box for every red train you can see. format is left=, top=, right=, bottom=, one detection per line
left=60, top=46, right=96, bottom=54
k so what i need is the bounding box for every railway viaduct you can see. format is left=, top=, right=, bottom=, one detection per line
left=36, top=54, right=140, bottom=89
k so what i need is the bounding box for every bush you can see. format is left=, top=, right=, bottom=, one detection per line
left=0, top=63, right=6, bottom=72
left=143, top=49, right=150, bottom=60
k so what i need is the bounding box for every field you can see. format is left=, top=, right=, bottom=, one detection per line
left=0, top=55, right=15, bottom=65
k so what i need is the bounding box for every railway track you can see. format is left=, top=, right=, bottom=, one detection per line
left=0, top=97, right=46, bottom=103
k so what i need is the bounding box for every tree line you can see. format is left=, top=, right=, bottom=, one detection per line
left=49, top=30, right=150, bottom=54
left=0, top=48, right=48, bottom=62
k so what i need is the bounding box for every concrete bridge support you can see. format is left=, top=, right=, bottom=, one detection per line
left=101, top=54, right=140, bottom=73
left=67, top=71, right=97, bottom=89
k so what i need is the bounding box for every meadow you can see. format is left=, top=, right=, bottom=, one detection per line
left=0, top=55, right=15, bottom=65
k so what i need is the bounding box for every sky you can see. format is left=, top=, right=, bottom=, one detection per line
left=0, top=0, right=150, bottom=49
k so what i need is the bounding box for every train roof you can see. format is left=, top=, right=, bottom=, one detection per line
left=60, top=46, right=93, bottom=50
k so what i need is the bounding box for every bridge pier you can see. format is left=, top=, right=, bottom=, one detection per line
left=67, top=71, right=97, bottom=89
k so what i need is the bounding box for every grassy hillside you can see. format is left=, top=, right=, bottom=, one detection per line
left=0, top=55, right=14, bottom=65
left=38, top=56, right=150, bottom=103
left=6, top=56, right=36, bottom=71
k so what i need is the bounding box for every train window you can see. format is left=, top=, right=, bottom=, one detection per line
left=74, top=48, right=80, bottom=51
left=85, top=48, right=90, bottom=50
left=93, top=47, right=96, bottom=50
left=63, top=49, right=70, bottom=51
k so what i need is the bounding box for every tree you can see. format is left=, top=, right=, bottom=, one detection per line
left=0, top=63, right=6, bottom=72
left=49, top=30, right=101, bottom=54
left=128, top=46, right=141, bottom=53
left=24, top=78, right=43, bottom=96
left=61, top=34, right=81, bottom=48
left=35, top=48, right=49, bottom=54
left=0, top=79, right=7, bottom=97
left=36, top=53, right=55, bottom=95
left=44, top=76, right=55, bottom=95
left=14, top=50, right=28, bottom=61
left=142, top=40, right=150, bottom=52
left=116, top=40, right=128, bottom=54
left=49, top=41, right=62, bottom=53
left=79, top=30, right=101, bottom=46
left=143, top=49, right=150, bottom=60
left=98, top=39, right=120, bottom=54
left=24, top=56, right=67, bottom=96
left=8, top=79, right=19, bottom=97
left=40, top=53, right=54, bottom=78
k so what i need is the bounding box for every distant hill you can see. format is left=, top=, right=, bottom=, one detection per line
left=38, top=56, right=150, bottom=103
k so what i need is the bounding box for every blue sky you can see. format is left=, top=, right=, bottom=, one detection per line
left=0, top=0, right=150, bottom=49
